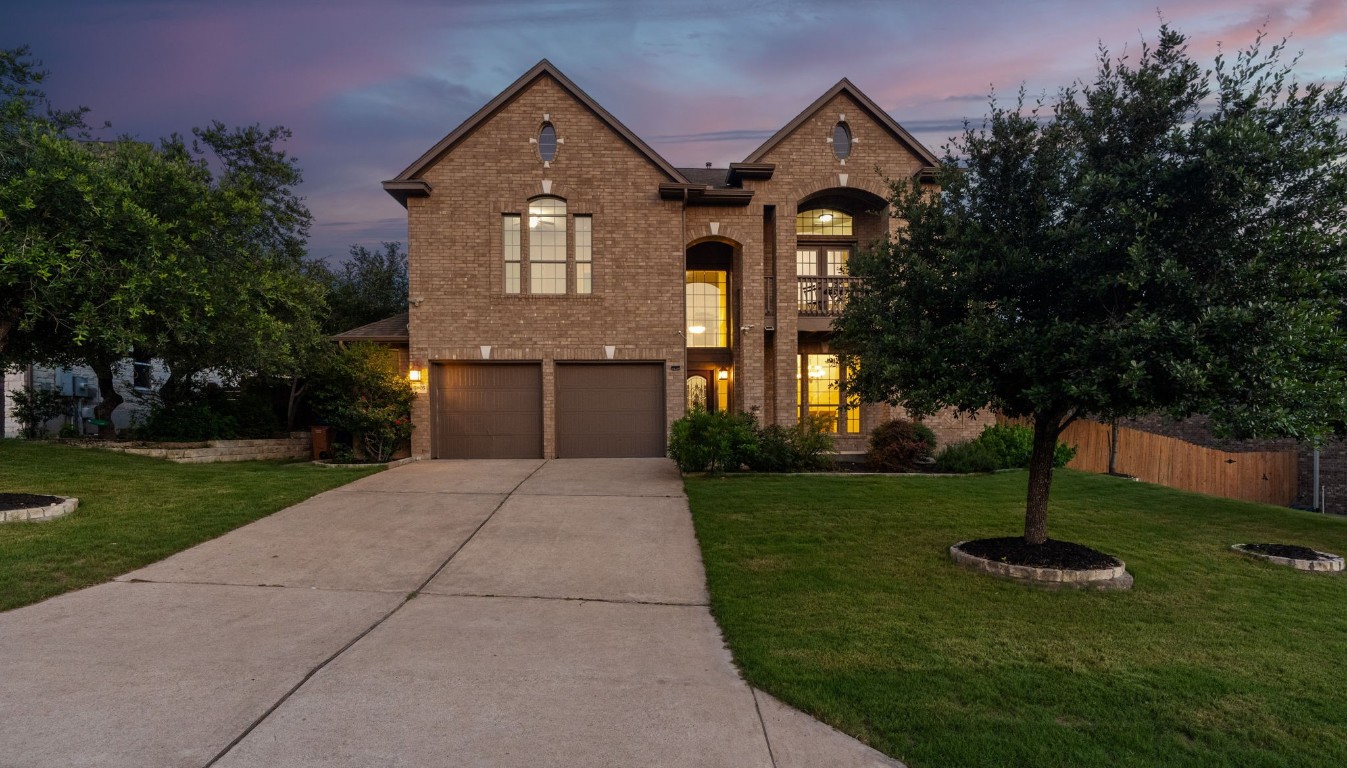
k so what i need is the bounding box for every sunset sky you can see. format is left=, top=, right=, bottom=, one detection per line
left=6, top=0, right=1346, bottom=261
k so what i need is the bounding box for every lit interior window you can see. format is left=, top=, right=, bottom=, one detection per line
left=686, top=270, right=729, bottom=348
left=796, top=208, right=853, bottom=236
left=529, top=197, right=566, bottom=294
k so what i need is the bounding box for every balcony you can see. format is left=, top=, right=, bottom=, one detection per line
left=797, top=276, right=860, bottom=316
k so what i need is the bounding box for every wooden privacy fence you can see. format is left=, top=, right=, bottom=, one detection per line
left=1055, top=419, right=1297, bottom=506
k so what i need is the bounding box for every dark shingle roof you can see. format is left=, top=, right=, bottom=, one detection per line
left=676, top=167, right=731, bottom=188
left=332, top=313, right=409, bottom=343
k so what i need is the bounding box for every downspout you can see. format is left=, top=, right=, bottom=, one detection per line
left=680, top=188, right=688, bottom=403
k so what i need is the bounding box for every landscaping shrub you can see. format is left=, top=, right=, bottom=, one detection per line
left=9, top=385, right=67, bottom=438
left=933, top=440, right=1002, bottom=473
left=311, top=342, right=413, bottom=462
left=867, top=418, right=937, bottom=471
left=747, top=414, right=835, bottom=472
left=133, top=382, right=281, bottom=441
left=935, top=423, right=1077, bottom=473
left=668, top=408, right=759, bottom=473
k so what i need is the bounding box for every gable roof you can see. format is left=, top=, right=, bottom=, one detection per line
left=384, top=60, right=688, bottom=205
left=332, top=313, right=409, bottom=344
left=743, top=78, right=940, bottom=169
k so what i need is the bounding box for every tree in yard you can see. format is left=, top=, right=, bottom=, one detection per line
left=834, top=27, right=1347, bottom=546
left=311, top=241, right=408, bottom=334
left=1, top=46, right=331, bottom=434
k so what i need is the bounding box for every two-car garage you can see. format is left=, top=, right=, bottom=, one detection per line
left=430, top=362, right=666, bottom=459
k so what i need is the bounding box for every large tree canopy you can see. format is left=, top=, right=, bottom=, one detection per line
left=835, top=27, right=1347, bottom=544
left=0, top=46, right=330, bottom=434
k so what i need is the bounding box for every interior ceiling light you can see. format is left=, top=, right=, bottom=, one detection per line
left=688, top=325, right=707, bottom=334
left=818, top=213, right=833, bottom=223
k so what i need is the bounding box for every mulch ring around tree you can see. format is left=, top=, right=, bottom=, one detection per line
left=958, top=537, right=1123, bottom=569
left=0, top=493, right=64, bottom=511
left=0, top=493, right=79, bottom=523
left=1232, top=543, right=1344, bottom=573
left=950, top=537, right=1132, bottom=590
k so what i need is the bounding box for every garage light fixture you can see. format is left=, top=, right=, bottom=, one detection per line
left=408, top=368, right=423, bottom=382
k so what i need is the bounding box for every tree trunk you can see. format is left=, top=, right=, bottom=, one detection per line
left=1108, top=419, right=1119, bottom=475
left=91, top=359, right=123, bottom=439
left=1023, top=412, right=1066, bottom=546
left=286, top=377, right=306, bottom=432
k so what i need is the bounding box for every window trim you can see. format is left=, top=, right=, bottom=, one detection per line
left=503, top=198, right=594, bottom=296
left=831, top=121, right=852, bottom=161
left=797, top=353, right=860, bottom=434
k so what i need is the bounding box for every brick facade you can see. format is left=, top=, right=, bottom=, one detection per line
left=388, top=62, right=941, bottom=459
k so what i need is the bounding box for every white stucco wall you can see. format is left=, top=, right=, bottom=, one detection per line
left=2, top=360, right=175, bottom=437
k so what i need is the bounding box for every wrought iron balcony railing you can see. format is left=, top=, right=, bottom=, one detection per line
left=797, top=276, right=860, bottom=316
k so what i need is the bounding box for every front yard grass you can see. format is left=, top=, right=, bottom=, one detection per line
left=686, top=470, right=1347, bottom=768
left=0, top=440, right=379, bottom=612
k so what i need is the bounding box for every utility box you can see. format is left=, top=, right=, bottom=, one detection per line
left=310, top=426, right=331, bottom=461
left=59, top=374, right=93, bottom=398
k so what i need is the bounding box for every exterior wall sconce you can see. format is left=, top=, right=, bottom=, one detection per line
left=408, top=368, right=423, bottom=382
left=718, top=369, right=729, bottom=381
left=408, top=367, right=427, bottom=394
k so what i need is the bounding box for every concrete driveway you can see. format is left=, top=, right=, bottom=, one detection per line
left=0, top=458, right=900, bottom=768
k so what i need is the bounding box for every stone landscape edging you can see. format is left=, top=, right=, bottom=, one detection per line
left=949, top=540, right=1134, bottom=590
left=1, top=496, right=79, bottom=523
left=1230, top=544, right=1344, bottom=573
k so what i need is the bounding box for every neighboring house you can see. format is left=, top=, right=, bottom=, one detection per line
left=1, top=358, right=166, bottom=437
left=369, top=60, right=985, bottom=460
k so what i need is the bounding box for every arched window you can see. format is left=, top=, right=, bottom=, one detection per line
left=686, top=375, right=708, bottom=412
left=529, top=197, right=566, bottom=294
left=832, top=122, right=852, bottom=161
left=538, top=123, right=558, bottom=162
left=795, top=208, right=852, bottom=236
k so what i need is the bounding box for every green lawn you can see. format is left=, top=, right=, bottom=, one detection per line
left=686, top=470, right=1347, bottom=768
left=0, top=440, right=379, bottom=612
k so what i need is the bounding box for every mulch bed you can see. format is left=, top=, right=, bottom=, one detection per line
left=958, top=537, right=1122, bottom=570
left=0, top=493, right=64, bottom=511
left=1241, top=543, right=1330, bottom=561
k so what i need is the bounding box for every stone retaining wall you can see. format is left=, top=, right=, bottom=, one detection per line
left=82, top=433, right=312, bottom=464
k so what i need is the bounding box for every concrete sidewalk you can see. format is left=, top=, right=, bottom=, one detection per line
left=1, top=458, right=901, bottom=767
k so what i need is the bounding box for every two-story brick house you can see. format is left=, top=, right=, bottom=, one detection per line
left=364, top=59, right=979, bottom=460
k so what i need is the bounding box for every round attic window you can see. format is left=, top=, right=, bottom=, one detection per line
left=832, top=122, right=852, bottom=160
left=538, top=123, right=558, bottom=162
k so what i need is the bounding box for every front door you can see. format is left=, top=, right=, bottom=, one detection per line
left=686, top=369, right=728, bottom=413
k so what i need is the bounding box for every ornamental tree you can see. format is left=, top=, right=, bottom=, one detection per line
left=834, top=27, right=1347, bottom=545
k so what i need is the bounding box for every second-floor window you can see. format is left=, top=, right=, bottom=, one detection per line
left=529, top=197, right=567, bottom=294
left=797, top=207, right=856, bottom=315
left=503, top=198, right=594, bottom=295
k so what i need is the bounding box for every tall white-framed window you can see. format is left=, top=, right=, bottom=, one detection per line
left=503, top=214, right=521, bottom=294
left=575, top=214, right=592, bottom=294
left=528, top=197, right=567, bottom=295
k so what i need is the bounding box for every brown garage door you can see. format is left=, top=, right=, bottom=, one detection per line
left=556, top=363, right=665, bottom=458
left=432, top=363, right=542, bottom=459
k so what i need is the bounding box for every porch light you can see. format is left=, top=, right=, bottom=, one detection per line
left=718, top=369, right=729, bottom=381
left=408, top=368, right=423, bottom=382
left=688, top=325, right=707, bottom=335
